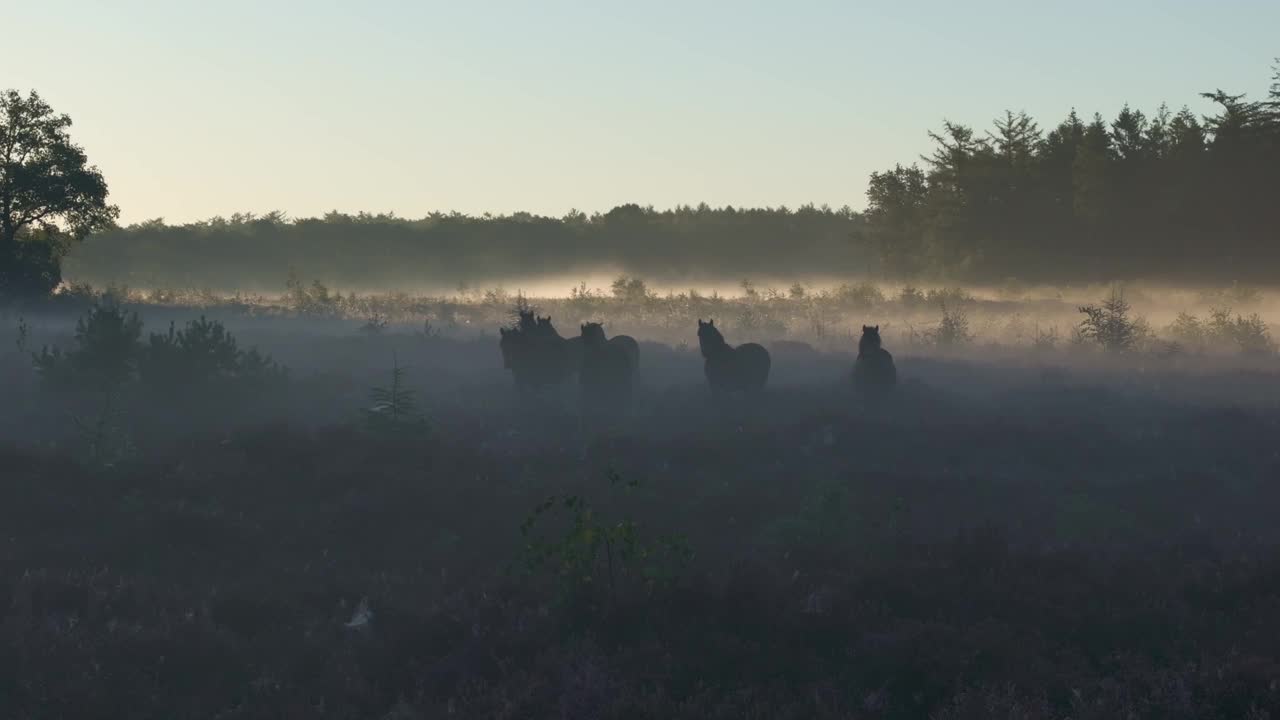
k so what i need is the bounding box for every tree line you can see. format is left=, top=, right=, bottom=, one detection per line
left=4, top=61, right=1278, bottom=300
left=859, top=61, right=1280, bottom=283
left=64, top=205, right=870, bottom=291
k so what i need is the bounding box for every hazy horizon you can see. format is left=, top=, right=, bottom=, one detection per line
left=9, top=0, right=1278, bottom=225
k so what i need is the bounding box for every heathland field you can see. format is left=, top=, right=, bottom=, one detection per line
left=4, top=280, right=1280, bottom=718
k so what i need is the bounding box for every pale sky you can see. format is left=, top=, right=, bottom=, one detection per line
left=8, top=0, right=1277, bottom=225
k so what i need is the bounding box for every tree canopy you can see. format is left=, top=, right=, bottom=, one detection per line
left=67, top=205, right=870, bottom=291
left=857, top=62, right=1280, bottom=283
left=0, top=90, right=118, bottom=298
left=55, top=60, right=1280, bottom=290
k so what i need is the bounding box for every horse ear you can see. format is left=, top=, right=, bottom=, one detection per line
left=862, top=325, right=869, bottom=332
left=874, top=325, right=879, bottom=331
left=709, top=319, right=715, bottom=326
left=697, top=319, right=704, bottom=327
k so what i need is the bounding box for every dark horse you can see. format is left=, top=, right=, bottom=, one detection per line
left=498, top=311, right=581, bottom=389
left=578, top=322, right=639, bottom=409
left=852, top=324, right=897, bottom=398
left=696, top=319, right=770, bottom=395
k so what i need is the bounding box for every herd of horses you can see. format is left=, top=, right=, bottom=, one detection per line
left=497, top=310, right=898, bottom=403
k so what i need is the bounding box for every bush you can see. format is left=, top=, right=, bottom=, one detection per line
left=365, top=357, right=427, bottom=437
left=34, top=302, right=142, bottom=390
left=139, top=316, right=284, bottom=392
left=926, top=286, right=973, bottom=307
left=735, top=306, right=788, bottom=339
left=1031, top=325, right=1059, bottom=351
left=521, top=471, right=691, bottom=606
left=1167, top=311, right=1205, bottom=349
left=928, top=302, right=973, bottom=348
left=567, top=282, right=606, bottom=318
left=1164, top=308, right=1273, bottom=356
left=610, top=275, right=652, bottom=304
left=359, top=313, right=389, bottom=335
left=831, top=281, right=885, bottom=308
left=285, top=270, right=342, bottom=317
left=1077, top=291, right=1146, bottom=353
left=1206, top=308, right=1273, bottom=355
left=898, top=285, right=926, bottom=309
left=236, top=347, right=289, bottom=387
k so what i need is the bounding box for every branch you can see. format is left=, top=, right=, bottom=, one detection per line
left=12, top=207, right=56, bottom=234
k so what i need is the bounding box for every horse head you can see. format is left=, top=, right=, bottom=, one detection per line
left=580, top=321, right=607, bottom=345
left=697, top=319, right=725, bottom=357
left=859, top=325, right=883, bottom=354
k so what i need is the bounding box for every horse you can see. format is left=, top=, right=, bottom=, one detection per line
left=696, top=319, right=770, bottom=395
left=578, top=322, right=638, bottom=410
left=533, top=315, right=585, bottom=369
left=498, top=314, right=580, bottom=389
left=606, top=332, right=639, bottom=375
left=852, top=324, right=897, bottom=398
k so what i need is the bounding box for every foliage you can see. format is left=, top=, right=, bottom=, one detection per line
left=66, top=206, right=869, bottom=291
left=734, top=305, right=787, bottom=339
left=0, top=90, right=118, bottom=300
left=508, top=293, right=533, bottom=327
left=49, top=62, right=1280, bottom=291
left=610, top=275, right=653, bottom=304
left=831, top=281, right=885, bottom=308
left=366, top=355, right=428, bottom=436
left=139, top=315, right=285, bottom=391
left=1031, top=324, right=1059, bottom=351
left=285, top=270, right=343, bottom=317
left=1171, top=308, right=1274, bottom=355
left=1167, top=311, right=1205, bottom=348
left=925, top=287, right=973, bottom=307
left=10, top=318, right=1280, bottom=716
left=71, top=389, right=134, bottom=468
left=521, top=471, right=692, bottom=605
left=898, top=285, right=926, bottom=309
left=1077, top=291, right=1146, bottom=353
left=34, top=301, right=142, bottom=390
left=359, top=313, right=389, bottom=335
left=567, top=281, right=606, bottom=318
left=927, top=302, right=973, bottom=348
left=854, top=63, right=1280, bottom=283
left=2, top=229, right=67, bottom=299
left=236, top=347, right=289, bottom=386
left=1207, top=308, right=1273, bottom=355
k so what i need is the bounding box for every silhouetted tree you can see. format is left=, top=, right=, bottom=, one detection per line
left=861, top=164, right=928, bottom=275
left=852, top=61, right=1280, bottom=283
left=49, top=61, right=1280, bottom=289
left=68, top=204, right=871, bottom=289
left=0, top=90, right=118, bottom=299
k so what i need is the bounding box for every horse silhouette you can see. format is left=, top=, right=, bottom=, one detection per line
left=853, top=324, right=897, bottom=398
left=696, top=319, right=770, bottom=395
left=606, top=332, right=639, bottom=375
left=534, top=315, right=585, bottom=371
left=578, top=322, right=638, bottom=410
left=498, top=313, right=581, bottom=389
